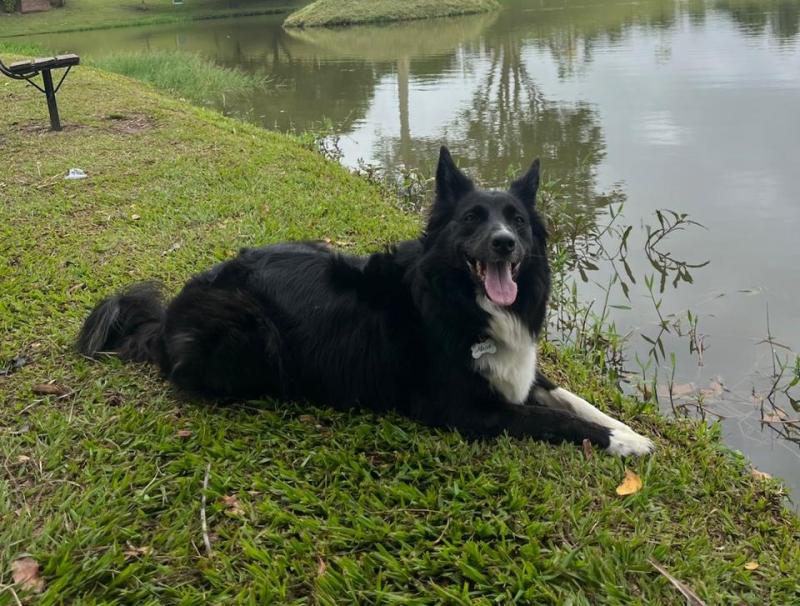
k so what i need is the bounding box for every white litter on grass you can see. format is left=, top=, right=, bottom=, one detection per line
left=65, top=168, right=87, bottom=180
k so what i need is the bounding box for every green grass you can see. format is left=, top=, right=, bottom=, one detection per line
left=0, top=39, right=42, bottom=54
left=0, top=0, right=297, bottom=38
left=1, top=63, right=799, bottom=604
left=284, top=0, right=500, bottom=28
left=91, top=50, right=266, bottom=110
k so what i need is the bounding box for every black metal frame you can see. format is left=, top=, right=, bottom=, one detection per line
left=1, top=56, right=79, bottom=131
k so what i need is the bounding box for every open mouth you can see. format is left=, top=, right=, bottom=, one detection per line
left=466, top=257, right=520, bottom=306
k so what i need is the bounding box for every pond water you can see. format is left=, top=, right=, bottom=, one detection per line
left=27, top=0, right=800, bottom=500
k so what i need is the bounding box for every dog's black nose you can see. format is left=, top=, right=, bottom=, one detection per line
left=491, top=233, right=516, bottom=255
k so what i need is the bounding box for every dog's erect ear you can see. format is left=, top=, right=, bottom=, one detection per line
left=436, top=146, right=474, bottom=205
left=509, top=158, right=541, bottom=208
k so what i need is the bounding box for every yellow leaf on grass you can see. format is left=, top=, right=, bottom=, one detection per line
left=221, top=495, right=244, bottom=516
left=744, top=561, right=759, bottom=570
left=582, top=438, right=593, bottom=460
left=616, top=469, right=643, bottom=496
left=124, top=544, right=153, bottom=559
left=32, top=383, right=69, bottom=396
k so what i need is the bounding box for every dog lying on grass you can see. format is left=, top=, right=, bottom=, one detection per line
left=78, top=147, right=654, bottom=456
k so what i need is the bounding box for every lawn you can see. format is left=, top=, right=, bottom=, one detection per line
left=1, top=63, right=799, bottom=604
left=0, top=0, right=298, bottom=38
left=283, top=0, right=499, bottom=28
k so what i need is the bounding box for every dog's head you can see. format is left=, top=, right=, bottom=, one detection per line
left=423, top=146, right=547, bottom=307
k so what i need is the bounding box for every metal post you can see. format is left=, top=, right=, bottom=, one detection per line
left=41, top=69, right=61, bottom=131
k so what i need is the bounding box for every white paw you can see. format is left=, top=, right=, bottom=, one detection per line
left=607, top=428, right=655, bottom=457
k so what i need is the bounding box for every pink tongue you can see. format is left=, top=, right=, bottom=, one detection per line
left=485, top=262, right=517, bottom=306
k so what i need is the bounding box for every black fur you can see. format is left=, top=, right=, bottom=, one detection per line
left=77, top=282, right=165, bottom=366
left=78, top=147, right=616, bottom=450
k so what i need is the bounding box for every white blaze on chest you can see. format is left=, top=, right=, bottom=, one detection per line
left=473, top=297, right=537, bottom=404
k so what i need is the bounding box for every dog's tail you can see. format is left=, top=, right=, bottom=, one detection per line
left=77, top=282, right=166, bottom=367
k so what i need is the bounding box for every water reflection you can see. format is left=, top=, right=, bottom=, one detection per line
left=279, top=14, right=496, bottom=133
left=717, top=0, right=800, bottom=40
left=361, top=24, right=608, bottom=202
left=497, top=0, right=684, bottom=77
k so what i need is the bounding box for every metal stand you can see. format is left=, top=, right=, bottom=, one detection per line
left=0, top=54, right=80, bottom=132
left=41, top=69, right=61, bottom=131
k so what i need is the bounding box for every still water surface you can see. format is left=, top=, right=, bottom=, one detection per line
left=29, top=0, right=800, bottom=499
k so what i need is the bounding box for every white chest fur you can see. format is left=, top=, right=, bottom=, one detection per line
left=473, top=297, right=537, bottom=404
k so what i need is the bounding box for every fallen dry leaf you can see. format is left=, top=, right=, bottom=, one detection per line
left=744, top=561, right=759, bottom=571
left=12, top=557, right=45, bottom=593
left=32, top=383, right=68, bottom=396
left=124, top=544, right=153, bottom=559
left=700, top=376, right=725, bottom=399
left=582, top=438, right=593, bottom=460
left=16, top=455, right=31, bottom=464
left=131, top=214, right=141, bottom=220
left=221, top=495, right=244, bottom=516
left=615, top=469, right=643, bottom=496
left=751, top=468, right=772, bottom=481
left=670, top=383, right=694, bottom=397
left=317, top=557, right=328, bottom=577
left=761, top=409, right=795, bottom=424
left=176, top=429, right=192, bottom=438
left=298, top=414, right=317, bottom=424
left=710, top=375, right=724, bottom=389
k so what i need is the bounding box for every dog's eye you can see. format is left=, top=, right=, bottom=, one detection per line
left=514, top=215, right=526, bottom=226
left=462, top=212, right=478, bottom=223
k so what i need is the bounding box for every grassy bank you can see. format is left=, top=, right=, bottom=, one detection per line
left=284, top=0, right=499, bottom=28
left=0, top=41, right=266, bottom=113
left=1, top=63, right=799, bottom=604
left=92, top=50, right=266, bottom=110
left=0, top=0, right=297, bottom=38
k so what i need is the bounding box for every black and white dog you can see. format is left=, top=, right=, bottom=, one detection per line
left=78, top=147, right=653, bottom=456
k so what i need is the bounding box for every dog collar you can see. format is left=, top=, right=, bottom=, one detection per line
left=471, top=339, right=497, bottom=360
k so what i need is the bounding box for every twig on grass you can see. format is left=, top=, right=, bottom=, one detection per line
left=201, top=462, right=213, bottom=557
left=649, top=559, right=706, bottom=606
left=0, top=583, right=24, bottom=606
left=432, top=518, right=451, bottom=545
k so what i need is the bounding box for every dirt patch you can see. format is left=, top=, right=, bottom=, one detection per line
left=8, top=114, right=153, bottom=136
left=105, top=113, right=154, bottom=134
left=14, top=123, right=86, bottom=135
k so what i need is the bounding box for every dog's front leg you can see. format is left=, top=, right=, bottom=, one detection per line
left=440, top=400, right=646, bottom=455
left=530, top=370, right=654, bottom=456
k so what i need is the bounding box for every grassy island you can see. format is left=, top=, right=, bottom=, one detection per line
left=284, top=0, right=500, bottom=28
